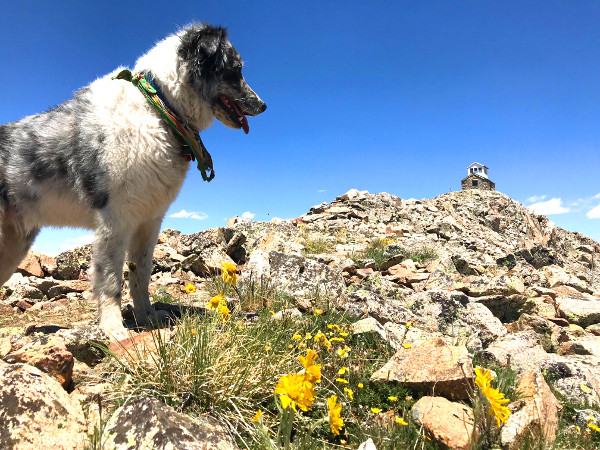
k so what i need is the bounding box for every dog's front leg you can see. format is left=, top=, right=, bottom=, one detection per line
left=93, top=215, right=131, bottom=341
left=127, top=216, right=163, bottom=326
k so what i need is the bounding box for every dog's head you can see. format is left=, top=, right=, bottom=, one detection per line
left=178, top=25, right=266, bottom=134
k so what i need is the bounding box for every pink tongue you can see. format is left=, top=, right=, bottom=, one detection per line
left=240, top=115, right=249, bottom=134
left=221, top=95, right=249, bottom=134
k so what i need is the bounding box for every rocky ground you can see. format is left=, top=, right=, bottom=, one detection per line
left=1, top=188, right=600, bottom=449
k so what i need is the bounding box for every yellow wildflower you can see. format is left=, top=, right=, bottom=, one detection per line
left=185, top=283, right=196, bottom=294
left=327, top=395, right=344, bottom=435
left=358, top=382, right=364, bottom=389
left=274, top=373, right=315, bottom=412
left=251, top=410, right=262, bottom=422
left=330, top=337, right=345, bottom=342
left=299, top=342, right=306, bottom=349
left=474, top=366, right=494, bottom=390
left=388, top=396, right=398, bottom=402
left=371, top=407, right=381, bottom=414
left=336, top=378, right=349, bottom=384
left=337, top=346, right=350, bottom=358
left=395, top=416, right=408, bottom=426
left=475, top=366, right=511, bottom=427
left=292, top=333, right=303, bottom=341
left=221, top=262, right=237, bottom=285
left=338, top=367, right=349, bottom=375
left=217, top=302, right=231, bottom=321
left=299, top=349, right=321, bottom=384
left=305, top=332, right=312, bottom=340
left=406, top=321, right=412, bottom=328
left=269, top=310, right=276, bottom=315
left=207, top=292, right=225, bottom=310
left=403, top=343, right=412, bottom=349
left=340, top=332, right=349, bottom=337
left=589, top=423, right=600, bottom=432
left=265, top=344, right=271, bottom=352
left=314, top=309, right=323, bottom=316
left=344, top=387, right=354, bottom=400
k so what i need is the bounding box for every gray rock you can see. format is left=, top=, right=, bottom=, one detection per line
left=401, top=290, right=470, bottom=336
left=574, top=409, right=600, bottom=427
left=540, top=354, right=600, bottom=408
left=8, top=284, right=44, bottom=302
left=55, top=326, right=109, bottom=366
left=557, top=297, right=600, bottom=328
left=244, top=251, right=345, bottom=309
left=480, top=330, right=549, bottom=373
left=102, top=397, right=238, bottom=449
left=53, top=245, right=92, bottom=280
left=465, top=302, right=507, bottom=347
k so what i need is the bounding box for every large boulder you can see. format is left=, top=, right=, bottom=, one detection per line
left=53, top=245, right=92, bottom=280
left=102, top=397, right=238, bottom=449
left=501, top=371, right=562, bottom=449
left=557, top=296, right=600, bottom=328
left=0, top=361, right=86, bottom=449
left=242, top=250, right=345, bottom=309
left=411, top=396, right=476, bottom=450
left=370, top=337, right=474, bottom=399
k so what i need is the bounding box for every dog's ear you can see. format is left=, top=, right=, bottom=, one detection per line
left=178, top=25, right=228, bottom=88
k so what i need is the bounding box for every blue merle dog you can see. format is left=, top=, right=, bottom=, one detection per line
left=0, top=24, right=266, bottom=339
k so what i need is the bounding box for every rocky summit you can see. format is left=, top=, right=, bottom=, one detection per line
left=1, top=188, right=600, bottom=449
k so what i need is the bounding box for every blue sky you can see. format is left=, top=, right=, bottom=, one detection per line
left=0, top=1, right=598, bottom=255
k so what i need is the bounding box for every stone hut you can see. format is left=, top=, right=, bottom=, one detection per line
left=461, top=162, right=495, bottom=191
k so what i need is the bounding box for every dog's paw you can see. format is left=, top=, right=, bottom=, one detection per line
left=102, top=325, right=131, bottom=343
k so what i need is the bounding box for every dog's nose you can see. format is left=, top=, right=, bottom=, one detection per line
left=259, top=102, right=267, bottom=113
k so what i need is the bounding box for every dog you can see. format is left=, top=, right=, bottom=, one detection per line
left=0, top=24, right=266, bottom=339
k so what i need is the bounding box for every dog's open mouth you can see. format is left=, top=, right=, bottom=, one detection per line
left=219, top=95, right=249, bottom=134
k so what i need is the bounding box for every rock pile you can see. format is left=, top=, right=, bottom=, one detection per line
left=1, top=188, right=599, bottom=448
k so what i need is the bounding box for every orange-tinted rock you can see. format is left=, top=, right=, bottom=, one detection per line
left=109, top=329, right=173, bottom=364
left=412, top=396, right=476, bottom=450
left=5, top=337, right=74, bottom=388
left=17, top=252, right=44, bottom=277
left=501, top=371, right=562, bottom=449
left=370, top=337, right=474, bottom=398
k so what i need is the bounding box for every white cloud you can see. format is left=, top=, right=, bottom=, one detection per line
left=570, top=193, right=600, bottom=208
left=241, top=211, right=255, bottom=219
left=59, top=234, right=95, bottom=251
left=528, top=198, right=570, bottom=215
left=317, top=189, right=327, bottom=193
left=169, top=209, right=208, bottom=220
left=527, top=195, right=547, bottom=203
left=586, top=204, right=600, bottom=219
